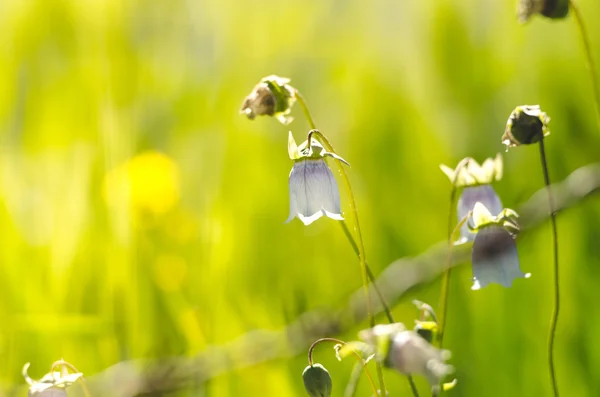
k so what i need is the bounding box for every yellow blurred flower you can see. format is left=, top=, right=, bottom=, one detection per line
left=104, top=151, right=180, bottom=217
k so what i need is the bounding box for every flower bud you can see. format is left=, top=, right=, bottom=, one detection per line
left=240, top=75, right=296, bottom=124
left=502, top=105, right=550, bottom=148
left=302, top=364, right=332, bottom=397
left=517, top=0, right=568, bottom=23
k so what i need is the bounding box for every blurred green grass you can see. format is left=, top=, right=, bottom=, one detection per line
left=1, top=0, right=600, bottom=395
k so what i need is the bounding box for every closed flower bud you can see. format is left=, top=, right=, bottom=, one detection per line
left=517, top=0, right=569, bottom=23
left=502, top=105, right=550, bottom=148
left=240, top=75, right=296, bottom=124
left=302, top=364, right=332, bottom=397
left=470, top=203, right=530, bottom=290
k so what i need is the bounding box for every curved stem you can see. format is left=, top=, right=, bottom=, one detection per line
left=295, top=91, right=317, bottom=130
left=539, top=138, right=560, bottom=397
left=308, top=338, right=379, bottom=397
left=570, top=0, right=600, bottom=134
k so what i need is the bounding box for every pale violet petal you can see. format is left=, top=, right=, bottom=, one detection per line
left=304, top=159, right=332, bottom=219
left=457, top=185, right=503, bottom=241
left=286, top=160, right=307, bottom=223
left=471, top=226, right=528, bottom=289
left=322, top=161, right=343, bottom=219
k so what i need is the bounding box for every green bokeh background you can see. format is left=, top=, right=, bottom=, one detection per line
left=1, top=0, right=600, bottom=395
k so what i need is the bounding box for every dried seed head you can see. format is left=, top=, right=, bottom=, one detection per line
left=502, top=105, right=550, bottom=148
left=517, top=0, right=568, bottom=23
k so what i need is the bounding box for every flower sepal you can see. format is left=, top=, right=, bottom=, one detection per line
left=288, top=132, right=350, bottom=165
left=440, top=154, right=502, bottom=187
left=470, top=202, right=519, bottom=234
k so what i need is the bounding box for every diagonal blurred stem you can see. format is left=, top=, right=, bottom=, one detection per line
left=344, top=362, right=364, bottom=397
left=539, top=137, right=560, bottom=397
left=570, top=0, right=600, bottom=134
left=308, top=338, right=379, bottom=397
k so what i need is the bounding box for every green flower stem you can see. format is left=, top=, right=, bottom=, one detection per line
left=295, top=91, right=318, bottom=130
left=339, top=220, right=394, bottom=323
left=539, top=137, right=560, bottom=397
left=570, top=0, right=600, bottom=134
left=344, top=362, right=364, bottom=397
left=437, top=185, right=458, bottom=348
left=437, top=158, right=469, bottom=348
left=340, top=220, right=420, bottom=397
left=308, top=338, right=379, bottom=397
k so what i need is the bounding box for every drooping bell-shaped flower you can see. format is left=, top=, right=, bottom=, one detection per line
left=286, top=132, right=347, bottom=226
left=240, top=75, right=297, bottom=124
left=470, top=202, right=531, bottom=290
left=441, top=154, right=504, bottom=243
left=356, top=323, right=454, bottom=393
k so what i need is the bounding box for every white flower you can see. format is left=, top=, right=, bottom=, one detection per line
left=387, top=331, right=454, bottom=392
left=286, top=158, right=343, bottom=225
left=457, top=185, right=503, bottom=243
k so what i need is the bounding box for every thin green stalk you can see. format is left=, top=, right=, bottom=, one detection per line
left=308, top=338, right=379, bottom=397
left=437, top=158, right=469, bottom=348
left=539, top=138, right=560, bottom=397
left=570, top=0, right=600, bottom=134
left=437, top=185, right=458, bottom=348
left=344, top=362, right=364, bottom=397
left=340, top=220, right=394, bottom=323
left=295, top=91, right=317, bottom=130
